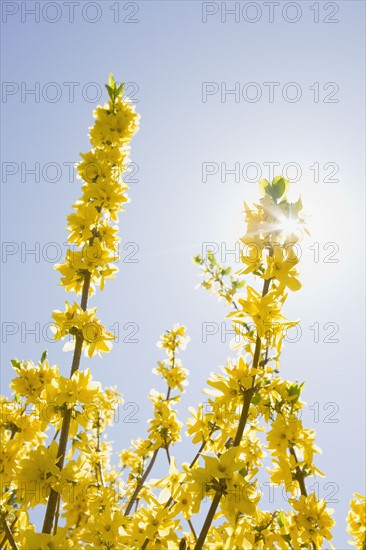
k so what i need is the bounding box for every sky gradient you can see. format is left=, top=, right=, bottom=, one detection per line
left=1, top=1, right=365, bottom=546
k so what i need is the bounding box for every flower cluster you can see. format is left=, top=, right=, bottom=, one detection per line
left=55, top=73, right=139, bottom=301
left=347, top=494, right=366, bottom=548
left=1, top=84, right=364, bottom=550
left=52, top=301, right=115, bottom=357
left=173, top=177, right=338, bottom=550
left=1, top=353, right=123, bottom=546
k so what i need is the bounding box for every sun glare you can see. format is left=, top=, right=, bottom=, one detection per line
left=279, top=216, right=300, bottom=236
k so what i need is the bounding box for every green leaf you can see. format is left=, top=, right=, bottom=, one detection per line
left=278, top=510, right=286, bottom=527
left=252, top=393, right=261, bottom=405
left=271, top=178, right=285, bottom=199
left=192, top=254, right=203, bottom=265
left=207, top=252, right=216, bottom=266
left=259, top=178, right=270, bottom=195
left=40, top=350, right=48, bottom=363
left=235, top=280, right=246, bottom=288
left=271, top=176, right=289, bottom=199
left=105, top=84, right=114, bottom=100
left=11, top=359, right=21, bottom=369
left=108, top=73, right=115, bottom=88
left=105, top=74, right=125, bottom=102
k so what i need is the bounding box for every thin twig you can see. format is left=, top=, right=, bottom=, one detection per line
left=96, top=416, right=105, bottom=487
left=165, top=445, right=171, bottom=464
left=0, top=516, right=19, bottom=550
left=124, top=448, right=159, bottom=515
left=188, top=518, right=197, bottom=541
left=289, top=446, right=307, bottom=497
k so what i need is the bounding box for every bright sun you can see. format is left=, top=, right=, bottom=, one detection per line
left=278, top=216, right=301, bottom=235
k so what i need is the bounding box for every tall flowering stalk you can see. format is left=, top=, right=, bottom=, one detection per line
left=0, top=80, right=365, bottom=549
left=41, top=74, right=140, bottom=534
left=188, top=178, right=328, bottom=549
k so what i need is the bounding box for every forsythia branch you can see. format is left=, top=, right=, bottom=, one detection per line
left=3, top=80, right=365, bottom=550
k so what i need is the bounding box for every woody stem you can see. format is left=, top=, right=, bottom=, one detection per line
left=0, top=516, right=19, bottom=550
left=42, top=270, right=91, bottom=534
left=194, top=275, right=272, bottom=550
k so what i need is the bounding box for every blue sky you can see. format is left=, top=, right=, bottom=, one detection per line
left=1, top=1, right=365, bottom=546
